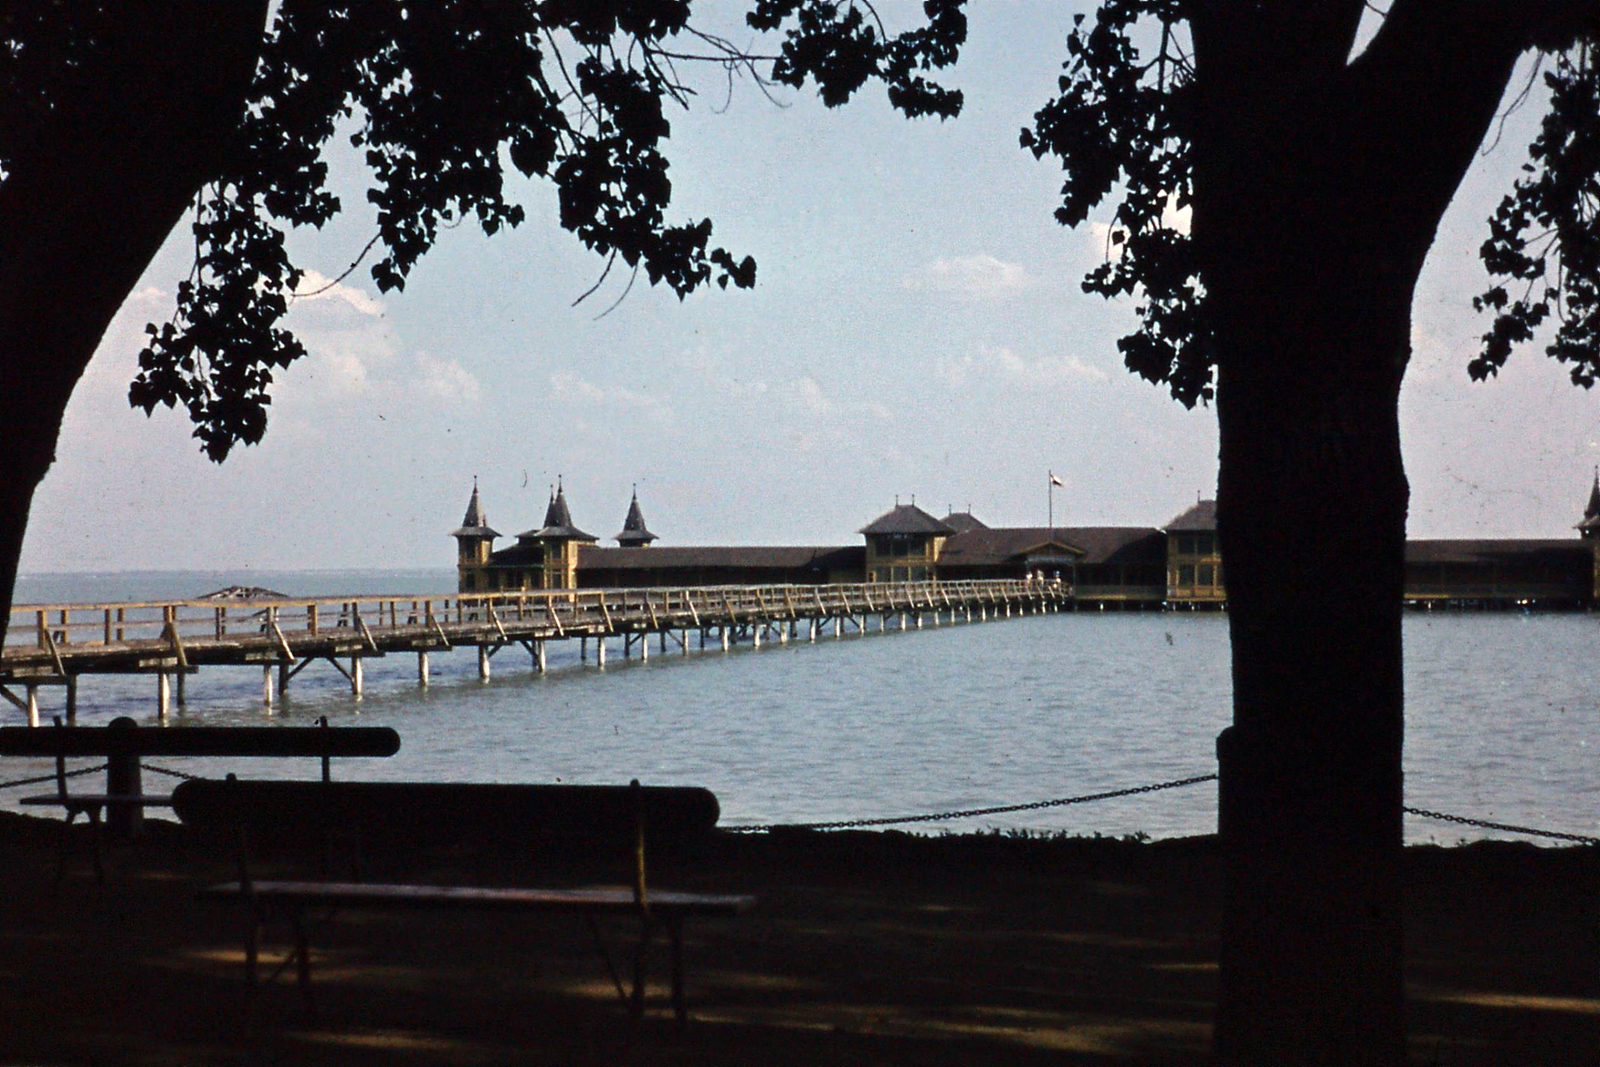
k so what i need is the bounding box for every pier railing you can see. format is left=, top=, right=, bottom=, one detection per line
left=2, top=578, right=1066, bottom=672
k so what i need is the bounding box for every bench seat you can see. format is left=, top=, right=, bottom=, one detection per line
left=20, top=794, right=174, bottom=807
left=202, top=880, right=756, bottom=916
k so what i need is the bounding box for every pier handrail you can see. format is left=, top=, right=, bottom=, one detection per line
left=4, top=578, right=1066, bottom=659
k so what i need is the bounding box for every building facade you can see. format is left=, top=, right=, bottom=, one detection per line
left=453, top=479, right=1600, bottom=609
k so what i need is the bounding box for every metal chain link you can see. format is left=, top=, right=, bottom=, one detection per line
left=1403, top=806, right=1599, bottom=845
left=725, top=772, right=1220, bottom=833
left=0, top=763, right=107, bottom=791
left=139, top=763, right=202, bottom=781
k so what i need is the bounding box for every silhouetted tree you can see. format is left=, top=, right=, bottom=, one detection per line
left=1022, top=3, right=1598, bottom=1063
left=0, top=0, right=962, bottom=645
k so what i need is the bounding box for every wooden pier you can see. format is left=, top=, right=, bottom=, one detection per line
left=0, top=580, right=1068, bottom=725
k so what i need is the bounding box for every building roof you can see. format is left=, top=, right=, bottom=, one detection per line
left=859, top=503, right=954, bottom=536
left=450, top=482, right=501, bottom=539
left=578, top=545, right=863, bottom=572
left=517, top=482, right=596, bottom=542
left=1165, top=499, right=1217, bottom=531
left=934, top=526, right=1165, bottom=567
left=941, top=510, right=989, bottom=532
left=615, top=490, right=657, bottom=546
left=1403, top=539, right=1593, bottom=566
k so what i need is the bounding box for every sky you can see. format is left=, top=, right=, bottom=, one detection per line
left=18, top=4, right=1600, bottom=575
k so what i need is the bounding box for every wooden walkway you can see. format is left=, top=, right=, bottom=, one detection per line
left=0, top=580, right=1068, bottom=724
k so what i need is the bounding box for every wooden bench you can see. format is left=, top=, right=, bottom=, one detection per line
left=173, top=777, right=755, bottom=1027
left=0, top=716, right=399, bottom=881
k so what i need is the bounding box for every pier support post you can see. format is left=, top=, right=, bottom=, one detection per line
left=808, top=620, right=817, bottom=642
left=721, top=627, right=730, bottom=652
left=64, top=676, right=77, bottom=724
left=915, top=613, right=923, bottom=630
left=580, top=637, right=587, bottom=662
left=900, top=612, right=907, bottom=631
left=624, top=635, right=632, bottom=660
left=176, top=669, right=186, bottom=707
left=535, top=640, right=546, bottom=674
left=157, top=673, right=170, bottom=722
left=640, top=634, right=649, bottom=661
left=597, top=638, right=607, bottom=668
left=351, top=657, right=364, bottom=696
left=752, top=625, right=762, bottom=649
left=417, top=651, right=430, bottom=688
left=834, top=617, right=842, bottom=638
left=699, top=628, right=707, bottom=650
left=682, top=630, right=689, bottom=655
left=779, top=623, right=788, bottom=645
left=279, top=662, right=290, bottom=697
left=478, top=645, right=491, bottom=682
left=263, top=665, right=275, bottom=706
left=25, top=685, right=39, bottom=729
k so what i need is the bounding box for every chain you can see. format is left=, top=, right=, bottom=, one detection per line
left=725, top=773, right=1220, bottom=833
left=1403, top=806, right=1599, bottom=845
left=0, top=763, right=108, bottom=791
left=139, top=763, right=202, bottom=781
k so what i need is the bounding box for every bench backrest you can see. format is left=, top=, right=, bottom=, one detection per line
left=171, top=778, right=720, bottom=849
left=0, top=719, right=399, bottom=759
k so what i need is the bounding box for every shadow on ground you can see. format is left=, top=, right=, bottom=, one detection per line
left=0, top=813, right=1591, bottom=1065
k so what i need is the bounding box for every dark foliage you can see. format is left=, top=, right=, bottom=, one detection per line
left=1, top=2, right=965, bottom=461
left=1474, top=46, right=1600, bottom=388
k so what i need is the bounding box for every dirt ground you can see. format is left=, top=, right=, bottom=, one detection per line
left=0, top=811, right=1593, bottom=1066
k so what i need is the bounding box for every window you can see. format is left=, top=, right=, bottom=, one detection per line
left=891, top=535, right=912, bottom=557
left=1179, top=564, right=1195, bottom=586
left=462, top=573, right=476, bottom=591
left=1198, top=565, right=1214, bottom=586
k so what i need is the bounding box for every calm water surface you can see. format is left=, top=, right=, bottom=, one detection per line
left=7, top=570, right=1596, bottom=843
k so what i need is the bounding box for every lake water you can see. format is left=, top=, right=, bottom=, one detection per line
left=5, top=570, right=1596, bottom=844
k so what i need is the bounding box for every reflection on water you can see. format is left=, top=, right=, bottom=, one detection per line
left=5, top=572, right=1597, bottom=843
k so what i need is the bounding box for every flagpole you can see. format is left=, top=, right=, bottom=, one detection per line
left=1048, top=469, right=1054, bottom=534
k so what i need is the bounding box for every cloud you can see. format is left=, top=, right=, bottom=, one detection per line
left=1087, top=194, right=1192, bottom=260
left=291, top=269, right=384, bottom=317
left=939, top=343, right=1109, bottom=388
left=549, top=370, right=673, bottom=422
left=902, top=254, right=1037, bottom=300
left=413, top=351, right=481, bottom=402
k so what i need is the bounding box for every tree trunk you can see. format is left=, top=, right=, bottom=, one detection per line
left=0, top=3, right=268, bottom=652
left=1210, top=266, right=1411, bottom=1064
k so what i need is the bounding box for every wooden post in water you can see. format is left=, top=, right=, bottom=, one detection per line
left=418, top=651, right=430, bottom=687
left=351, top=657, right=364, bottom=696
left=720, top=627, right=730, bottom=651
left=157, top=673, right=170, bottom=722
left=175, top=669, right=186, bottom=707
left=478, top=645, right=491, bottom=681
left=597, top=637, right=607, bottom=668
left=752, top=625, right=762, bottom=649
left=262, top=664, right=274, bottom=706
left=580, top=637, right=588, bottom=662
left=64, top=677, right=76, bottom=723
left=681, top=630, right=689, bottom=655
left=640, top=633, right=649, bottom=661
left=535, top=640, right=546, bottom=673
left=25, top=685, right=38, bottom=728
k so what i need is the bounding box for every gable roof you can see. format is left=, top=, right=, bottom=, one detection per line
left=935, top=526, right=1165, bottom=567
left=578, top=544, right=862, bottom=572
left=859, top=504, right=954, bottom=536
left=941, top=510, right=989, bottom=532
left=1165, top=500, right=1217, bottom=532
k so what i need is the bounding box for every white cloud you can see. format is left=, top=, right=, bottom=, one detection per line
left=939, top=343, right=1109, bottom=388
left=902, top=254, right=1037, bottom=300
left=291, top=269, right=384, bottom=317
left=413, top=351, right=481, bottom=402
left=549, top=371, right=673, bottom=422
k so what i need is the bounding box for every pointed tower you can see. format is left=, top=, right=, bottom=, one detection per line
left=451, top=479, right=500, bottom=593
left=1580, top=468, right=1600, bottom=539
left=514, top=477, right=596, bottom=589
left=615, top=487, right=658, bottom=547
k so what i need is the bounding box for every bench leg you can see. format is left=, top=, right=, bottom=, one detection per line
left=287, top=905, right=317, bottom=1019
left=586, top=913, right=627, bottom=1005
left=666, top=917, right=687, bottom=1028
left=630, top=917, right=657, bottom=1019
left=85, top=806, right=105, bottom=885
left=52, top=809, right=77, bottom=887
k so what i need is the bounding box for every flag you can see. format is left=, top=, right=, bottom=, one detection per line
left=1049, top=474, right=1064, bottom=487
